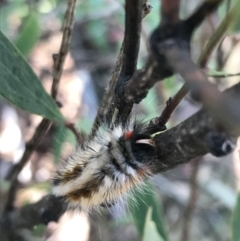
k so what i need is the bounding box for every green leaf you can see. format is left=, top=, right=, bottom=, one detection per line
left=231, top=193, right=240, bottom=241
left=14, top=12, right=41, bottom=56
left=129, top=181, right=168, bottom=241
left=0, top=30, right=65, bottom=124
left=143, top=207, right=165, bottom=241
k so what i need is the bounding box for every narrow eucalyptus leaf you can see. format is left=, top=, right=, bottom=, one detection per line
left=129, top=181, right=168, bottom=241
left=0, top=30, right=65, bottom=123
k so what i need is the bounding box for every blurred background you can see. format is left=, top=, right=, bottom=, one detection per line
left=0, top=0, right=240, bottom=240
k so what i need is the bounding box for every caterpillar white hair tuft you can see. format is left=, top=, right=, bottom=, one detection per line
left=52, top=119, right=156, bottom=210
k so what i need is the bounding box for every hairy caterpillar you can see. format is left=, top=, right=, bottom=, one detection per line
left=52, top=114, right=236, bottom=211
left=52, top=119, right=156, bottom=210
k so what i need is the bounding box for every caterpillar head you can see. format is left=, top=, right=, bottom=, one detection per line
left=116, top=121, right=156, bottom=166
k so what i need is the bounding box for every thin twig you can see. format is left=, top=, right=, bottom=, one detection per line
left=65, top=122, right=84, bottom=144
left=148, top=86, right=187, bottom=133
left=180, top=158, right=201, bottom=241
left=208, top=71, right=240, bottom=78
left=4, top=0, right=77, bottom=212
left=51, top=0, right=76, bottom=99
left=5, top=119, right=52, bottom=212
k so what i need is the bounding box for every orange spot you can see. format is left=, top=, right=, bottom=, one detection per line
left=125, top=131, right=133, bottom=140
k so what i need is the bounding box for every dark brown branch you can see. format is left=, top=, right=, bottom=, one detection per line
left=151, top=82, right=240, bottom=174
left=92, top=0, right=152, bottom=134
left=94, top=0, right=229, bottom=132
left=5, top=119, right=52, bottom=212
left=148, top=0, right=239, bottom=134
left=122, top=0, right=224, bottom=113
left=147, top=85, right=188, bottom=134
left=106, top=0, right=143, bottom=124
left=161, top=0, right=180, bottom=25
left=184, top=0, right=223, bottom=33
left=1, top=195, right=66, bottom=241
left=152, top=109, right=211, bottom=173
left=121, top=0, right=143, bottom=77
left=6, top=120, right=51, bottom=182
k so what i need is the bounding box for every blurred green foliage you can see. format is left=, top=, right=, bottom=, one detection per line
left=14, top=12, right=41, bottom=56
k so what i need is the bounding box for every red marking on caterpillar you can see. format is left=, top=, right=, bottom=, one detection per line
left=125, top=131, right=133, bottom=140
